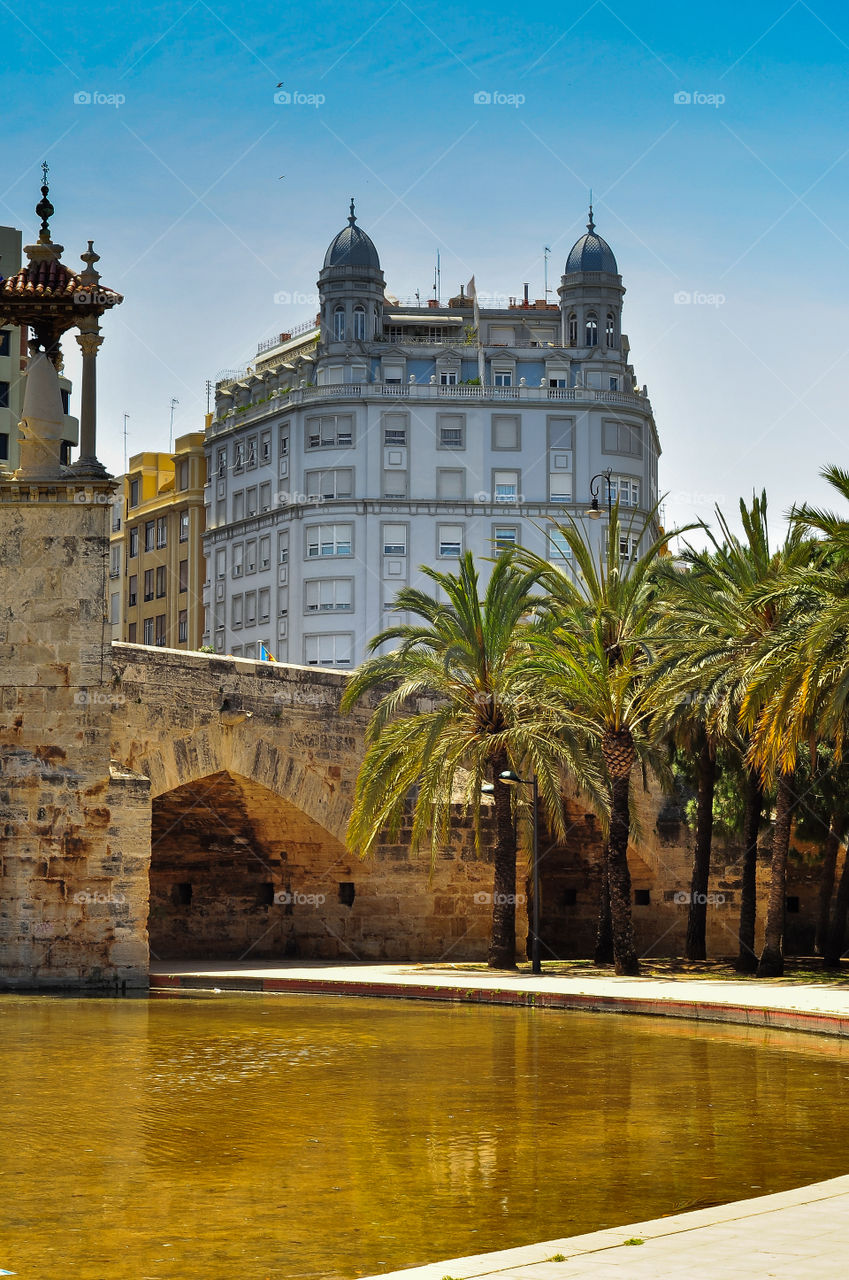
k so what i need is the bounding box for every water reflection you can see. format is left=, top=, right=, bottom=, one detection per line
left=0, top=995, right=847, bottom=1279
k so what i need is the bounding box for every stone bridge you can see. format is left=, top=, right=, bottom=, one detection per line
left=0, top=482, right=501, bottom=989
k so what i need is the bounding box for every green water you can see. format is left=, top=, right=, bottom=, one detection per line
left=2, top=994, right=849, bottom=1279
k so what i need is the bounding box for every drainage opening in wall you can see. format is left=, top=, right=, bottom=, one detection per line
left=634, top=889, right=651, bottom=906
left=338, top=882, right=355, bottom=907
left=172, top=882, right=193, bottom=907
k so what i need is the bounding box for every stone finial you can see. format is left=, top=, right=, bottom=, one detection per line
left=36, top=162, right=54, bottom=244
left=16, top=351, right=66, bottom=480
left=348, top=197, right=356, bottom=225
left=79, top=241, right=101, bottom=287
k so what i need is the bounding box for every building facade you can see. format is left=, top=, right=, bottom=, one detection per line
left=0, top=225, right=79, bottom=472
left=111, top=432, right=207, bottom=650
left=202, top=206, right=661, bottom=665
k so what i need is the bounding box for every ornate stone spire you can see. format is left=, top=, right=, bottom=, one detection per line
left=36, top=162, right=54, bottom=243
left=348, top=197, right=356, bottom=226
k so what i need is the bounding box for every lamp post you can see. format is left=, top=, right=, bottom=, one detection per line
left=483, top=769, right=541, bottom=973
left=585, top=469, right=614, bottom=520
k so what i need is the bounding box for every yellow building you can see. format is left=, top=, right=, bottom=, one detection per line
left=111, top=432, right=207, bottom=650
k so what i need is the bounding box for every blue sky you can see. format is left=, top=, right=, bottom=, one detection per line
left=4, top=0, right=849, bottom=541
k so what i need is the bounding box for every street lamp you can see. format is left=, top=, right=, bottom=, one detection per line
left=483, top=769, right=541, bottom=973
left=585, top=469, right=614, bottom=520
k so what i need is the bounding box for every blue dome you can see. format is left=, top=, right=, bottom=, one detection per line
left=565, top=211, right=618, bottom=275
left=323, top=201, right=381, bottom=271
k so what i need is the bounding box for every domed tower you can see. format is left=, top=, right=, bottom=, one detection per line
left=317, top=200, right=385, bottom=358
left=558, top=207, right=625, bottom=359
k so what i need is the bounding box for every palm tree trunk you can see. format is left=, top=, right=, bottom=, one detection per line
left=735, top=770, right=763, bottom=973
left=686, top=739, right=715, bottom=961
left=607, top=774, right=640, bottom=975
left=488, top=752, right=518, bottom=970
left=594, top=841, right=614, bottom=965
left=824, top=837, right=849, bottom=968
left=757, top=771, right=794, bottom=977
left=815, top=815, right=843, bottom=956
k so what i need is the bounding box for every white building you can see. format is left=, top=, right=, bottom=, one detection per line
left=202, top=204, right=661, bottom=665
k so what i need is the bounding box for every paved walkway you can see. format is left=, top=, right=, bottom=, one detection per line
left=149, top=961, right=849, bottom=1278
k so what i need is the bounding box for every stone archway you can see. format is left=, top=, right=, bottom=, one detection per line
left=149, top=770, right=357, bottom=961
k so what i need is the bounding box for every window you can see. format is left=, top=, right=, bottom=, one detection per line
left=382, top=413, right=407, bottom=446
left=259, top=536, right=270, bottom=570
left=216, top=548, right=226, bottom=579
left=179, top=510, right=189, bottom=541
left=129, top=478, right=140, bottom=508
left=439, top=524, right=463, bottom=557
left=493, top=525, right=518, bottom=553
left=0, top=433, right=7, bottom=462
left=128, top=622, right=137, bottom=643
left=548, top=417, right=573, bottom=450
left=155, top=614, right=166, bottom=646
left=128, top=575, right=138, bottom=607
left=611, top=476, right=640, bottom=508
left=382, top=362, right=403, bottom=384
left=246, top=487, right=257, bottom=517
left=232, top=543, right=243, bottom=578
left=245, top=538, right=257, bottom=574
left=306, top=523, right=353, bottom=558
left=620, top=535, right=639, bottom=562
left=383, top=523, right=407, bottom=555
left=549, top=378, right=567, bottom=388
left=549, top=472, right=572, bottom=502
left=333, top=306, right=345, bottom=341
left=129, top=527, right=138, bottom=557
left=110, top=545, right=121, bottom=578
left=437, top=415, right=464, bottom=450
left=568, top=313, right=577, bottom=345
left=305, top=414, right=354, bottom=450
left=155, top=565, right=166, bottom=598
left=0, top=330, right=9, bottom=356
left=156, top=516, right=167, bottom=549
left=111, top=502, right=122, bottom=533
left=233, top=491, right=244, bottom=522
left=606, top=312, right=616, bottom=347
left=304, top=634, right=352, bottom=667
left=492, top=415, right=520, bottom=450
left=305, top=579, right=353, bottom=612
left=585, top=313, right=598, bottom=346
left=234, top=440, right=244, bottom=473
left=280, top=428, right=289, bottom=457
left=216, top=448, right=226, bottom=479
left=232, top=595, right=243, bottom=628
left=548, top=530, right=572, bottom=561
left=382, top=469, right=407, bottom=499
left=179, top=559, right=188, bottom=592
left=143, top=568, right=154, bottom=602
left=305, top=468, right=354, bottom=500
left=439, top=370, right=458, bottom=385
left=602, top=421, right=643, bottom=458
left=246, top=436, right=257, bottom=469
left=245, top=591, right=257, bottom=626
left=143, top=617, right=154, bottom=645
left=144, top=521, right=154, bottom=552
left=437, top=469, right=464, bottom=500
left=260, top=430, right=271, bottom=464
left=278, top=532, right=289, bottom=564
left=353, top=306, right=366, bottom=340
left=493, top=370, right=512, bottom=387
left=609, top=377, right=619, bottom=391
left=177, top=459, right=189, bottom=490
left=493, top=470, right=519, bottom=503
left=259, top=588, right=270, bottom=623
left=178, top=609, right=188, bottom=643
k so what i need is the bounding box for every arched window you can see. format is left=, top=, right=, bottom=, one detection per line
left=585, top=313, right=598, bottom=346
left=353, top=305, right=366, bottom=340
left=568, top=313, right=578, bottom=345
left=333, top=306, right=345, bottom=341
left=606, top=312, right=616, bottom=347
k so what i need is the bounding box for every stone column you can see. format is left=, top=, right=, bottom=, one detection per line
left=72, top=325, right=108, bottom=478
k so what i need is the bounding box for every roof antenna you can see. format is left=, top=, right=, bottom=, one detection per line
left=587, top=188, right=595, bottom=233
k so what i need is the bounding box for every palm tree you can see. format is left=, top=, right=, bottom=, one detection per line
left=516, top=503, right=678, bottom=976
left=649, top=494, right=812, bottom=974
left=339, top=551, right=602, bottom=970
